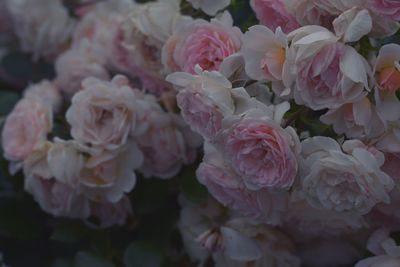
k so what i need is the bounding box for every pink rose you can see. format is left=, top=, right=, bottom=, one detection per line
left=112, top=0, right=186, bottom=95
left=197, top=143, right=288, bottom=224
left=2, top=99, right=52, bottom=162
left=66, top=75, right=159, bottom=155
left=89, top=196, right=132, bottom=228
left=25, top=175, right=90, bottom=219
left=23, top=80, right=62, bottom=113
left=374, top=44, right=400, bottom=93
left=167, top=67, right=235, bottom=141
left=222, top=116, right=300, bottom=190
left=284, top=26, right=370, bottom=110
left=177, top=90, right=224, bottom=141
left=250, top=0, right=300, bottom=33
left=242, top=25, right=287, bottom=82
left=138, top=113, right=200, bottom=179
left=368, top=0, right=400, bottom=21
left=283, top=0, right=336, bottom=29
left=162, top=11, right=242, bottom=74
left=72, top=1, right=128, bottom=62
left=55, top=40, right=110, bottom=97
left=320, top=97, right=377, bottom=138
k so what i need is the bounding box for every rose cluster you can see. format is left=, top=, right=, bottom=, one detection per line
left=1, top=0, right=400, bottom=266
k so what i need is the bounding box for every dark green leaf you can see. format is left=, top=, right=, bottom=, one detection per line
left=74, top=252, right=115, bottom=267
left=178, top=166, right=208, bottom=204
left=51, top=220, right=91, bottom=244
left=124, top=241, right=163, bottom=267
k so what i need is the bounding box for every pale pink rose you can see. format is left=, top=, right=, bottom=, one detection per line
left=250, top=0, right=300, bottom=32
left=212, top=219, right=300, bottom=267
left=285, top=199, right=367, bottom=240
left=333, top=7, right=372, bottom=43
left=178, top=197, right=222, bottom=264
left=222, top=115, right=300, bottom=190
left=197, top=143, right=289, bottom=224
left=5, top=0, right=76, bottom=60
left=55, top=40, right=110, bottom=97
left=138, top=113, right=200, bottom=179
left=162, top=11, right=242, bottom=74
left=167, top=67, right=235, bottom=141
left=112, top=0, right=185, bottom=95
left=241, top=25, right=290, bottom=97
left=72, top=0, right=130, bottom=63
left=66, top=75, right=158, bottom=155
left=355, top=236, right=400, bottom=267
left=242, top=25, right=287, bottom=82
left=367, top=153, right=400, bottom=230
left=2, top=99, right=52, bottom=162
left=25, top=175, right=90, bottom=219
left=177, top=90, right=224, bottom=140
left=320, top=97, right=374, bottom=138
left=374, top=44, right=400, bottom=93
left=284, top=26, right=370, bottom=110
left=89, top=196, right=132, bottom=228
left=186, top=0, right=230, bottom=16
left=368, top=0, right=400, bottom=21
left=283, top=0, right=336, bottom=28
left=78, top=142, right=142, bottom=203
left=23, top=80, right=62, bottom=113
left=178, top=197, right=298, bottom=267
left=300, top=137, right=394, bottom=214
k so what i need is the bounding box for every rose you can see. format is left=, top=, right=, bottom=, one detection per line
left=72, top=0, right=129, bottom=63
left=137, top=112, right=200, bottom=179
left=25, top=174, right=91, bottom=218
left=320, top=97, right=380, bottom=138
left=112, top=0, right=186, bottom=95
left=55, top=40, right=110, bottom=97
left=162, top=11, right=242, bottom=74
left=2, top=99, right=52, bottom=162
left=367, top=0, right=400, bottom=21
left=242, top=25, right=287, bottom=82
left=197, top=143, right=289, bottom=224
left=78, top=141, right=142, bottom=203
left=284, top=26, right=370, bottom=110
left=355, top=234, right=400, bottom=267
left=374, top=44, right=400, bottom=93
left=250, top=0, right=300, bottom=33
left=241, top=25, right=289, bottom=97
left=177, top=91, right=224, bottom=141
left=220, top=107, right=300, bottom=190
left=66, top=75, right=158, bottom=155
left=89, top=196, right=132, bottom=228
left=186, top=0, right=230, bottom=16
left=5, top=0, right=76, bottom=60
left=283, top=0, right=336, bottom=28
left=167, top=67, right=235, bottom=140
left=23, top=80, right=62, bottom=113
left=300, top=137, right=394, bottom=214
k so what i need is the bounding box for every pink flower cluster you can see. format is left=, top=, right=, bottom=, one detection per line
left=1, top=0, right=400, bottom=265
left=2, top=74, right=199, bottom=227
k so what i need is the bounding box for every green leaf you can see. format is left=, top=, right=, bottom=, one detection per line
left=178, top=166, right=208, bottom=204
left=74, top=252, right=115, bottom=267
left=124, top=241, right=163, bottom=267
left=51, top=220, right=91, bottom=244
